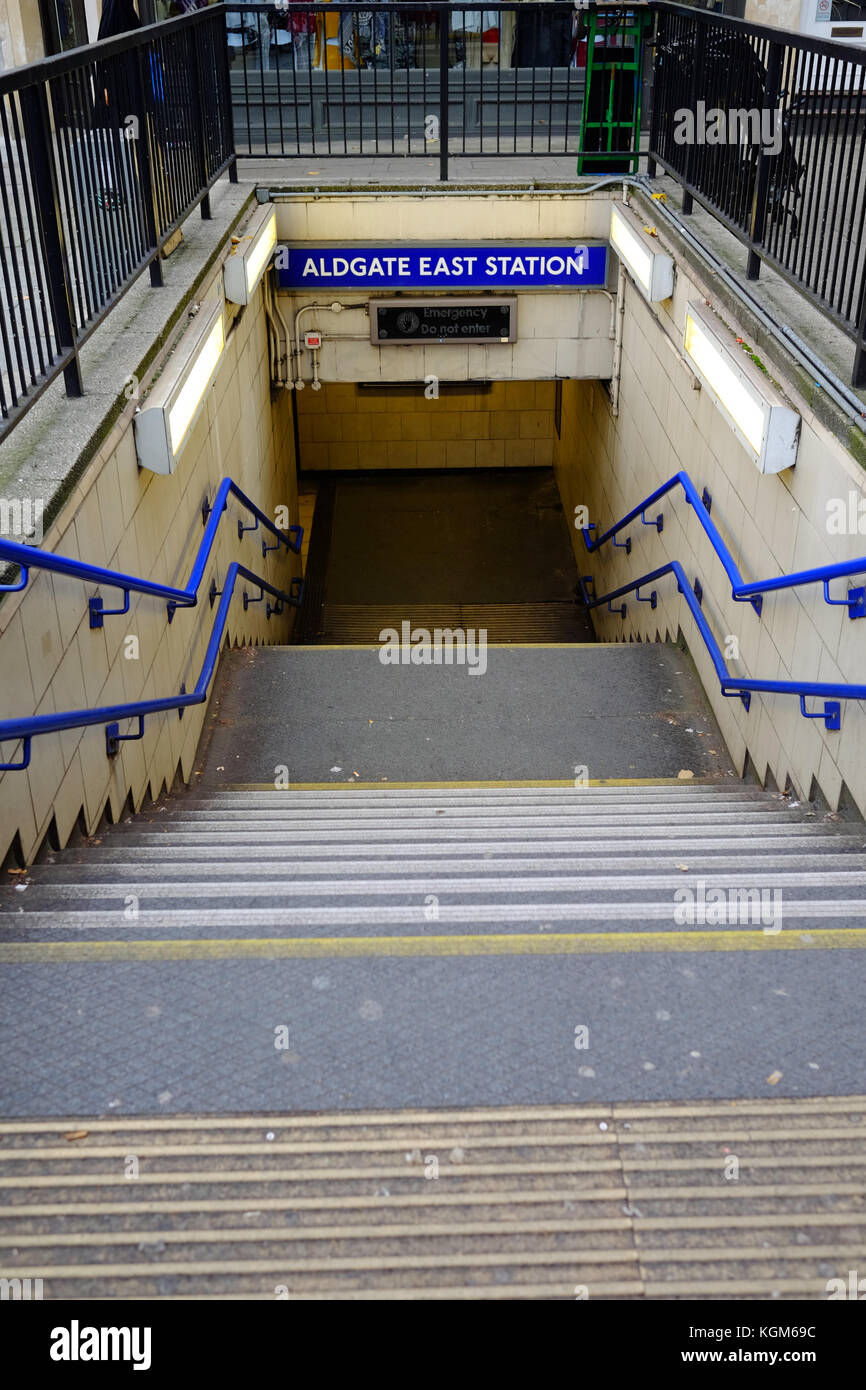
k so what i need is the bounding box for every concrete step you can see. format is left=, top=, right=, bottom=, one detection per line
left=1, top=1099, right=862, bottom=1298
left=136, top=806, right=806, bottom=822
left=120, top=811, right=806, bottom=833
left=15, top=850, right=866, bottom=884
left=46, top=831, right=865, bottom=863
left=78, top=823, right=863, bottom=846
left=7, top=870, right=866, bottom=907
left=166, top=789, right=789, bottom=811
left=5, top=898, right=865, bottom=933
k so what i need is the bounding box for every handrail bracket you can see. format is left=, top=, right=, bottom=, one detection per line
left=823, top=579, right=866, bottom=620
left=799, top=695, right=842, bottom=731
left=89, top=590, right=131, bottom=629
left=105, top=715, right=146, bottom=757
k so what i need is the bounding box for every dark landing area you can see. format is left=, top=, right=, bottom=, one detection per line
left=295, top=468, right=597, bottom=643
left=196, top=643, right=734, bottom=789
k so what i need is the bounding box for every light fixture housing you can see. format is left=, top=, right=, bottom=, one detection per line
left=133, top=302, right=225, bottom=475
left=223, top=204, right=277, bottom=306
left=609, top=202, right=674, bottom=302
left=683, top=301, right=799, bottom=474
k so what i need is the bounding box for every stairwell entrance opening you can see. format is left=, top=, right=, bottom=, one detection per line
left=195, top=377, right=734, bottom=792
left=292, top=379, right=595, bottom=646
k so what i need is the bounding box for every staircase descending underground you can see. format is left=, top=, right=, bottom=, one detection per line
left=7, top=782, right=866, bottom=939
left=2, top=641, right=866, bottom=1300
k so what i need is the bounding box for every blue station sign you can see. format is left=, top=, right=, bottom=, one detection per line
left=276, top=243, right=609, bottom=291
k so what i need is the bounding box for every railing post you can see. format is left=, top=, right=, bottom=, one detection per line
left=189, top=19, right=212, bottom=219
left=19, top=84, right=83, bottom=398
left=439, top=5, right=449, bottom=182
left=217, top=9, right=239, bottom=183
left=133, top=41, right=165, bottom=286
left=746, top=40, right=782, bottom=282
left=646, top=9, right=659, bottom=179
left=680, top=12, right=705, bottom=214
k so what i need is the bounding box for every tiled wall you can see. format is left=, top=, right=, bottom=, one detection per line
left=0, top=279, right=299, bottom=867
left=297, top=381, right=557, bottom=470
left=274, top=192, right=616, bottom=384
left=554, top=215, right=866, bottom=815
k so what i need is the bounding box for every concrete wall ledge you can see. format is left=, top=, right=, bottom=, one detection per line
left=0, top=175, right=254, bottom=563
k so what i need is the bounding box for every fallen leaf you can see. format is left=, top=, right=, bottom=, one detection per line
left=677, top=769, right=694, bottom=780
left=766, top=1070, right=783, bottom=1085
left=64, top=1130, right=88, bottom=1142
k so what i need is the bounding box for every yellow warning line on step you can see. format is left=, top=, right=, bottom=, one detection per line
left=223, top=778, right=718, bottom=791
left=2, top=930, right=865, bottom=963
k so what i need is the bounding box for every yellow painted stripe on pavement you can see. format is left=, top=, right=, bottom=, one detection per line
left=1, top=928, right=864, bottom=962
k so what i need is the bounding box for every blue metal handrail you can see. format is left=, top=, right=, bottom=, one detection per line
left=0, top=477, right=302, bottom=623
left=582, top=470, right=866, bottom=620
left=579, top=474, right=866, bottom=730
left=0, top=480, right=304, bottom=770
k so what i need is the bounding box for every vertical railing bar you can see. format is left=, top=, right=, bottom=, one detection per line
left=307, top=9, right=317, bottom=158
left=841, top=63, right=866, bottom=324
left=289, top=13, right=301, bottom=157
left=495, top=3, right=502, bottom=157
left=388, top=4, right=395, bottom=156
left=100, top=53, right=134, bottom=288
left=272, top=11, right=286, bottom=156
left=833, top=59, right=866, bottom=318
left=461, top=8, right=468, bottom=155
left=7, top=93, right=57, bottom=366
left=18, top=79, right=82, bottom=398
left=189, top=20, right=212, bottom=199
left=476, top=5, right=484, bottom=158
left=149, top=36, right=169, bottom=237
left=49, top=75, right=87, bottom=330
left=529, top=7, right=538, bottom=155
left=784, top=43, right=811, bottom=281
left=819, top=50, right=854, bottom=306
left=746, top=36, right=781, bottom=279
left=563, top=12, right=573, bottom=155
left=794, top=46, right=823, bottom=286
left=235, top=6, right=253, bottom=155
left=71, top=66, right=111, bottom=317
left=547, top=4, right=555, bottom=154
left=371, top=6, right=380, bottom=156
left=114, top=54, right=144, bottom=281
left=439, top=5, right=449, bottom=178
left=338, top=7, right=347, bottom=156
left=53, top=68, right=91, bottom=322
left=0, top=98, right=42, bottom=384
left=0, top=198, right=25, bottom=401
left=180, top=31, right=198, bottom=210
left=767, top=42, right=794, bottom=267
left=133, top=36, right=164, bottom=283
left=422, top=11, right=428, bottom=160
left=802, top=51, right=837, bottom=295
left=405, top=5, right=412, bottom=157
left=254, top=6, right=269, bottom=158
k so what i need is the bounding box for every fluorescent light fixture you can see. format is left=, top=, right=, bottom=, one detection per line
left=134, top=302, right=225, bottom=475
left=683, top=301, right=799, bottom=474
left=223, top=204, right=277, bottom=306
left=609, top=202, right=674, bottom=302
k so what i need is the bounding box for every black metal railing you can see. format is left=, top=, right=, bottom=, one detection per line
left=226, top=3, right=593, bottom=175
left=0, top=7, right=236, bottom=441
left=649, top=2, right=866, bottom=387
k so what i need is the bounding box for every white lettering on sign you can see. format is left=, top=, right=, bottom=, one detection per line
left=297, top=252, right=591, bottom=282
